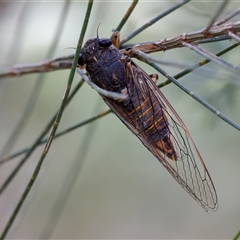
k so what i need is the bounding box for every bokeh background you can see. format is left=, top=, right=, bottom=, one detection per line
left=0, top=1, right=240, bottom=239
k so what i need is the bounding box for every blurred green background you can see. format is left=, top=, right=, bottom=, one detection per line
left=0, top=1, right=240, bottom=239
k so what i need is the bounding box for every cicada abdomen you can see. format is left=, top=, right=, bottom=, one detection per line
left=78, top=36, right=218, bottom=212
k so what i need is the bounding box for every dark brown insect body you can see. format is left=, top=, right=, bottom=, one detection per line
left=78, top=37, right=218, bottom=212
left=79, top=38, right=176, bottom=160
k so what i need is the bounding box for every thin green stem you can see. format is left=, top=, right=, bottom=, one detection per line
left=158, top=43, right=240, bottom=88
left=111, top=0, right=138, bottom=37
left=120, top=0, right=190, bottom=45
left=0, top=80, right=84, bottom=193
left=148, top=59, right=240, bottom=131
left=233, top=230, right=240, bottom=240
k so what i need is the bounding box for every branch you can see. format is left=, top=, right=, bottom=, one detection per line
left=0, top=20, right=239, bottom=79
left=130, top=20, right=240, bottom=55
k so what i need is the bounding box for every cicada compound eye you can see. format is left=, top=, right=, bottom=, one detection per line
left=98, top=38, right=112, bottom=48
left=78, top=54, right=85, bottom=66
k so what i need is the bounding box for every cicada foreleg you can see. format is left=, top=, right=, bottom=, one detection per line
left=76, top=68, right=127, bottom=101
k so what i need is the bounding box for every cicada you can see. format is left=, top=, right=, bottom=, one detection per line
left=78, top=32, right=218, bottom=212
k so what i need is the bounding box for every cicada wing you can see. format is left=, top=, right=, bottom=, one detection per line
left=102, top=60, right=217, bottom=212
left=143, top=72, right=218, bottom=211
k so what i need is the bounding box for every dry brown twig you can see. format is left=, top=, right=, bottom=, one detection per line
left=0, top=18, right=239, bottom=79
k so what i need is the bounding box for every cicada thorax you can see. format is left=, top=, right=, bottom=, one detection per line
left=79, top=38, right=126, bottom=92
left=79, top=37, right=177, bottom=161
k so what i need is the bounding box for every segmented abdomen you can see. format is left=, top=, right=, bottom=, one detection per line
left=121, top=78, right=177, bottom=161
